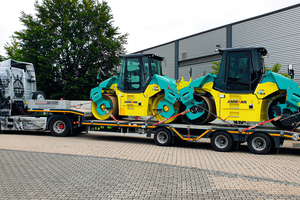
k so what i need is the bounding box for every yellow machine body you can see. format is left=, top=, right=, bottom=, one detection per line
left=198, top=81, right=281, bottom=122
left=111, top=83, right=161, bottom=116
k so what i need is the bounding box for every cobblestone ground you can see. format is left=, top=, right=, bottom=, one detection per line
left=0, top=132, right=300, bottom=199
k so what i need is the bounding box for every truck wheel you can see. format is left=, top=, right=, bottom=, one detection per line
left=154, top=128, right=172, bottom=146
left=32, top=91, right=46, bottom=100
left=211, top=131, right=233, bottom=152
left=248, top=133, right=273, bottom=154
left=49, top=117, right=70, bottom=137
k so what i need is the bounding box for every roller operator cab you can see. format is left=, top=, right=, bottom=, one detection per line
left=180, top=47, right=300, bottom=130
left=90, top=54, right=181, bottom=123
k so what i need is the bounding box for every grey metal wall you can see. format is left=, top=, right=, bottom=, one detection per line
left=178, top=28, right=226, bottom=61
left=178, top=62, right=214, bottom=80
left=177, top=28, right=226, bottom=80
left=143, top=42, right=176, bottom=78
left=135, top=4, right=300, bottom=83
left=232, top=6, right=300, bottom=82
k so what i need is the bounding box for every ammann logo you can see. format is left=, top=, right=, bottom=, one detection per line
left=124, top=101, right=138, bottom=104
left=227, top=100, right=247, bottom=104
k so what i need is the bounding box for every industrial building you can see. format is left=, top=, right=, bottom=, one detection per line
left=134, top=3, right=300, bottom=83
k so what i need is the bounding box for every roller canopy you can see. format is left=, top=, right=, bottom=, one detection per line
left=218, top=47, right=268, bottom=56
left=119, top=54, right=164, bottom=61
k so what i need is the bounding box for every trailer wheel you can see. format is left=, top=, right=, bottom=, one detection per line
left=154, top=128, right=172, bottom=146
left=211, top=131, right=233, bottom=152
left=248, top=133, right=273, bottom=154
left=49, top=117, right=70, bottom=137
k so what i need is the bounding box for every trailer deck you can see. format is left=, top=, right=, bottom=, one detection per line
left=81, top=117, right=300, bottom=154
left=1, top=99, right=298, bottom=154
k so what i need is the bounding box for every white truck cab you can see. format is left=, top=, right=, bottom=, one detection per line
left=0, top=59, right=45, bottom=115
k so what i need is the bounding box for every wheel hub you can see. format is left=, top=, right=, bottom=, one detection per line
left=252, top=137, right=266, bottom=150
left=157, top=132, right=168, bottom=143
left=59, top=124, right=64, bottom=129
left=100, top=104, right=106, bottom=111
left=215, top=135, right=228, bottom=148
left=53, top=121, right=65, bottom=133
left=163, top=105, right=170, bottom=112
left=190, top=105, right=198, bottom=114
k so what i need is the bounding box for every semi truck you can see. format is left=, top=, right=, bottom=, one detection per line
left=1, top=53, right=300, bottom=154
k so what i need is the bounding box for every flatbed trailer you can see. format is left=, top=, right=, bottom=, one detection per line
left=1, top=99, right=300, bottom=154
left=83, top=118, right=300, bottom=154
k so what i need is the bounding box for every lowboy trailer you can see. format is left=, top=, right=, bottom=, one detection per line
left=1, top=99, right=298, bottom=154
left=84, top=118, right=300, bottom=154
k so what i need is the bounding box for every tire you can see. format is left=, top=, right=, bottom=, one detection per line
left=211, top=131, right=233, bottom=152
left=49, top=117, right=70, bottom=137
left=154, top=128, right=172, bottom=146
left=32, top=91, right=46, bottom=100
left=247, top=133, right=273, bottom=154
left=91, top=95, right=119, bottom=120
left=180, top=94, right=216, bottom=125
left=268, top=96, right=299, bottom=130
left=152, top=95, right=179, bottom=123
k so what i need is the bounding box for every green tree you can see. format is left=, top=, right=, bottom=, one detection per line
left=0, top=55, right=6, bottom=62
left=4, top=38, right=23, bottom=61
left=5, top=0, right=127, bottom=99
left=265, top=63, right=291, bottom=79
left=210, top=61, right=220, bottom=75
left=271, top=63, right=281, bottom=73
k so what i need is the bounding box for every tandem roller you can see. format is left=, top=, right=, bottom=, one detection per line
left=91, top=47, right=300, bottom=130
left=90, top=54, right=183, bottom=123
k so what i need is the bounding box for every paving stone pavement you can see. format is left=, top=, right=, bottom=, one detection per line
left=0, top=132, right=300, bottom=199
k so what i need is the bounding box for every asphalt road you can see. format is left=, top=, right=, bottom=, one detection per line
left=0, top=131, right=300, bottom=199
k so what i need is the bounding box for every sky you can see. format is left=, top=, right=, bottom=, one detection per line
left=0, top=0, right=300, bottom=56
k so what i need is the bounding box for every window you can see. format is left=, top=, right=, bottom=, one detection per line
left=214, top=54, right=227, bottom=91
left=141, top=57, right=150, bottom=90
left=118, top=59, right=126, bottom=90
left=125, top=58, right=141, bottom=90
left=150, top=58, right=162, bottom=75
left=226, top=52, right=251, bottom=91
